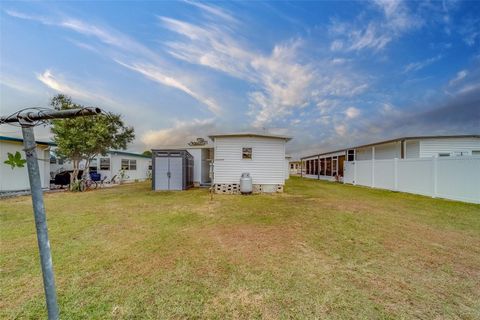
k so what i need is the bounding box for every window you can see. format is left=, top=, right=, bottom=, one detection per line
left=100, top=158, right=110, bottom=170
left=347, top=149, right=355, bottom=161
left=121, top=159, right=137, bottom=170
left=473, top=151, right=480, bottom=155
left=242, top=147, right=252, bottom=159
left=438, top=153, right=450, bottom=157
left=290, top=164, right=294, bottom=169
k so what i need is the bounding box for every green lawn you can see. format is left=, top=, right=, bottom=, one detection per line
left=1, top=177, right=479, bottom=319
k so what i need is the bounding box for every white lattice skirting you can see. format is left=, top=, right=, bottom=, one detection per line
left=214, top=183, right=284, bottom=194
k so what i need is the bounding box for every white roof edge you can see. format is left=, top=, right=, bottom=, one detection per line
left=208, top=132, right=292, bottom=141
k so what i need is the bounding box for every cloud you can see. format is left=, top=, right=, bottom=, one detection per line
left=141, top=118, right=216, bottom=148
left=345, top=106, right=360, bottom=119
left=159, top=16, right=319, bottom=126
left=6, top=9, right=220, bottom=115
left=330, top=40, right=344, bottom=51
left=335, top=124, right=347, bottom=136
left=183, top=0, right=238, bottom=23
left=403, top=55, right=442, bottom=73
left=449, top=70, right=468, bottom=86
left=115, top=60, right=222, bottom=115
left=329, top=0, right=422, bottom=52
left=160, top=15, right=370, bottom=128
left=0, top=75, right=41, bottom=95
left=36, top=69, right=151, bottom=119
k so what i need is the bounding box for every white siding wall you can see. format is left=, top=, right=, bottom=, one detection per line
left=0, top=141, right=50, bottom=192
left=375, top=142, right=402, bottom=159
left=419, top=138, right=480, bottom=157
left=355, top=147, right=372, bottom=160
left=356, top=143, right=401, bottom=160
left=109, top=154, right=151, bottom=181
left=405, top=140, right=420, bottom=158
left=55, top=153, right=151, bottom=181
left=213, top=137, right=286, bottom=185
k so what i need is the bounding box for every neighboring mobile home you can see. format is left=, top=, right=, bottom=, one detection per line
left=0, top=136, right=53, bottom=192
left=209, top=133, right=292, bottom=193
left=301, top=135, right=480, bottom=203
left=50, top=150, right=152, bottom=182
left=301, top=135, right=480, bottom=181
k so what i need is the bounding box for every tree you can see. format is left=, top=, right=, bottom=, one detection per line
left=142, top=150, right=152, bottom=157
left=50, top=94, right=135, bottom=188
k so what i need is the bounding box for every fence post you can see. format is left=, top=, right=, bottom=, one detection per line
left=394, top=158, right=398, bottom=191
left=432, top=156, right=438, bottom=198
left=353, top=161, right=357, bottom=185
left=371, top=147, right=375, bottom=188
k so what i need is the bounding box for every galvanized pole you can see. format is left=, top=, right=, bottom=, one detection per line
left=0, top=107, right=101, bottom=319
left=21, top=124, right=59, bottom=320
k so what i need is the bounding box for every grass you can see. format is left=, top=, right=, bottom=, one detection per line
left=1, top=177, right=479, bottom=319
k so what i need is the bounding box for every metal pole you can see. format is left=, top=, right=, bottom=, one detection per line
left=21, top=125, right=59, bottom=320
left=0, top=107, right=101, bottom=123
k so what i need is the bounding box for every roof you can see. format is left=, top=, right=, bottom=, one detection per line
left=301, top=134, right=480, bottom=160
left=151, top=144, right=212, bottom=150
left=0, top=135, right=56, bottom=146
left=208, top=132, right=292, bottom=141
left=108, top=150, right=151, bottom=158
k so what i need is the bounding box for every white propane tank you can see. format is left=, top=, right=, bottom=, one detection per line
left=240, top=173, right=253, bottom=194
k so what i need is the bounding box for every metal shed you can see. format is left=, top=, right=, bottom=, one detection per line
left=152, top=150, right=194, bottom=190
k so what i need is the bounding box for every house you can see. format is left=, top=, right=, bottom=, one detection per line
left=289, top=160, right=302, bottom=175
left=301, top=135, right=480, bottom=204
left=0, top=136, right=54, bottom=192
left=301, top=135, right=480, bottom=181
left=51, top=150, right=152, bottom=182
left=208, top=133, right=292, bottom=193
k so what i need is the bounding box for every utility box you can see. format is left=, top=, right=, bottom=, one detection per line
left=152, top=150, right=194, bottom=191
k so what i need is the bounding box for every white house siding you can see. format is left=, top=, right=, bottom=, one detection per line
left=373, top=142, right=401, bottom=160
left=0, top=141, right=50, bottom=192
left=419, top=138, right=480, bottom=157
left=356, top=142, right=401, bottom=160
left=405, top=140, right=420, bottom=158
left=107, top=153, right=151, bottom=181
left=53, top=152, right=151, bottom=182
left=355, top=147, right=372, bottom=161
left=213, top=136, right=286, bottom=185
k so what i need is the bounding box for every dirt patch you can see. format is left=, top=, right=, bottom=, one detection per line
left=197, top=224, right=301, bottom=264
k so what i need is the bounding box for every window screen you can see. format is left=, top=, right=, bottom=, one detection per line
left=242, top=147, right=252, bottom=159
left=121, top=159, right=137, bottom=170
left=100, top=158, right=110, bottom=170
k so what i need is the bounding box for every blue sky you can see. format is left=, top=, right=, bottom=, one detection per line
left=1, top=0, right=479, bottom=155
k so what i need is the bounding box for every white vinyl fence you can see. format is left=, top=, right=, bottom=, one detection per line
left=344, top=156, right=480, bottom=204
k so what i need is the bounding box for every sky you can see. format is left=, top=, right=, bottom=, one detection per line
left=0, top=0, right=479, bottom=156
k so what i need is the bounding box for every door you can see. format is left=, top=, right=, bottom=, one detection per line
left=169, top=157, right=183, bottom=190
left=155, top=157, right=169, bottom=190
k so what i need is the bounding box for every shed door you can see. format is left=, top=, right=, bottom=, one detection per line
left=155, top=157, right=169, bottom=190
left=169, top=157, right=183, bottom=190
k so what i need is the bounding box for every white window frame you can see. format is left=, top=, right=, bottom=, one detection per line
left=121, top=159, right=137, bottom=170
